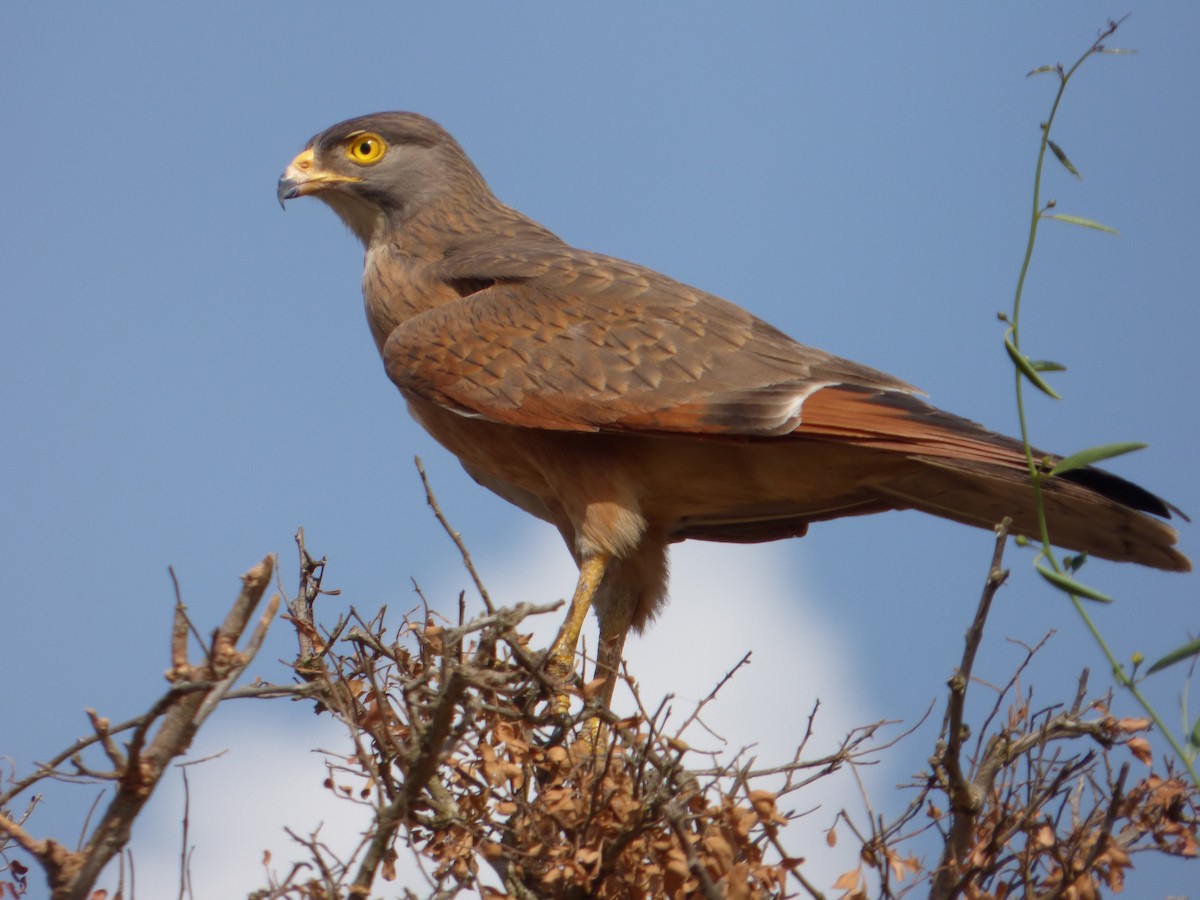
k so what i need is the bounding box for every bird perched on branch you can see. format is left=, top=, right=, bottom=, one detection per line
left=278, top=112, right=1189, bottom=710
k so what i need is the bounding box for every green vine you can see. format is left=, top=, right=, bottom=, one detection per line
left=1005, top=15, right=1199, bottom=783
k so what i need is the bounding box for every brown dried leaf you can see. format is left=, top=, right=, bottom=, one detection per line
left=733, top=806, right=757, bottom=839
left=723, top=863, right=754, bottom=900
left=1072, top=871, right=1098, bottom=900
left=666, top=848, right=691, bottom=880
left=833, top=867, right=862, bottom=891
left=542, top=785, right=577, bottom=815
left=702, top=832, right=735, bottom=873
left=381, top=847, right=398, bottom=881
left=748, top=789, right=787, bottom=824
left=1116, top=716, right=1152, bottom=734
left=609, top=792, right=642, bottom=821
left=1127, top=736, right=1153, bottom=766
left=494, top=721, right=531, bottom=752
left=582, top=675, right=607, bottom=699
left=887, top=850, right=921, bottom=881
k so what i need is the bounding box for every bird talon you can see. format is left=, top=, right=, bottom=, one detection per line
left=545, top=651, right=578, bottom=716
left=578, top=716, right=608, bottom=750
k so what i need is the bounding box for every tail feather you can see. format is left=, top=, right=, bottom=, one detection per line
left=878, top=455, right=1191, bottom=572
left=793, top=383, right=1189, bottom=572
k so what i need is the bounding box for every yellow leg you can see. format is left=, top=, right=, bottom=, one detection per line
left=570, top=605, right=632, bottom=748
left=547, top=553, right=610, bottom=715
left=593, top=608, right=631, bottom=712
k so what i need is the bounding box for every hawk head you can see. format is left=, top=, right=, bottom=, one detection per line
left=277, top=112, right=488, bottom=245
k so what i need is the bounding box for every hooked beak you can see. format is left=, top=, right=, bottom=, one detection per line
left=277, top=148, right=363, bottom=209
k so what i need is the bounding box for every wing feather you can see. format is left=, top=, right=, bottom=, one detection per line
left=384, top=246, right=912, bottom=436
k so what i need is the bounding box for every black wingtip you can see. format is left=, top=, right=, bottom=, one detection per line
left=1058, top=466, right=1186, bottom=522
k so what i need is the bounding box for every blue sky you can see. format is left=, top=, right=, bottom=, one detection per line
left=3, top=3, right=1198, bottom=895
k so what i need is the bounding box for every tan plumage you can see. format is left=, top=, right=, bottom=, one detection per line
left=279, top=112, right=1189, bottom=708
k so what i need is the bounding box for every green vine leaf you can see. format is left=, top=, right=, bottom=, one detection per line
left=1042, top=213, right=1119, bottom=234
left=1146, top=637, right=1200, bottom=675
left=1049, top=442, right=1148, bottom=476
left=1035, top=563, right=1114, bottom=603
left=1005, top=338, right=1062, bottom=399
left=1048, top=140, right=1082, bottom=179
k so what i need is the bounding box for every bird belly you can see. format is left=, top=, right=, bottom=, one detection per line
left=404, top=393, right=899, bottom=550
left=404, top=395, right=650, bottom=562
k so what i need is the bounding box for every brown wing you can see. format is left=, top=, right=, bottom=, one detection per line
left=383, top=245, right=915, bottom=436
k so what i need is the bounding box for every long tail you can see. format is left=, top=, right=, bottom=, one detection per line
left=878, top=455, right=1189, bottom=571
left=795, top=384, right=1191, bottom=572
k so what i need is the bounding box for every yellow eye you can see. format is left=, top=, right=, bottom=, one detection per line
left=346, top=133, right=386, bottom=164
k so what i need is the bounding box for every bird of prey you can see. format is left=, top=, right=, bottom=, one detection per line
left=278, top=112, right=1189, bottom=709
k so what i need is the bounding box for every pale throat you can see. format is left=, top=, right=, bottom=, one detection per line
left=321, top=193, right=389, bottom=247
